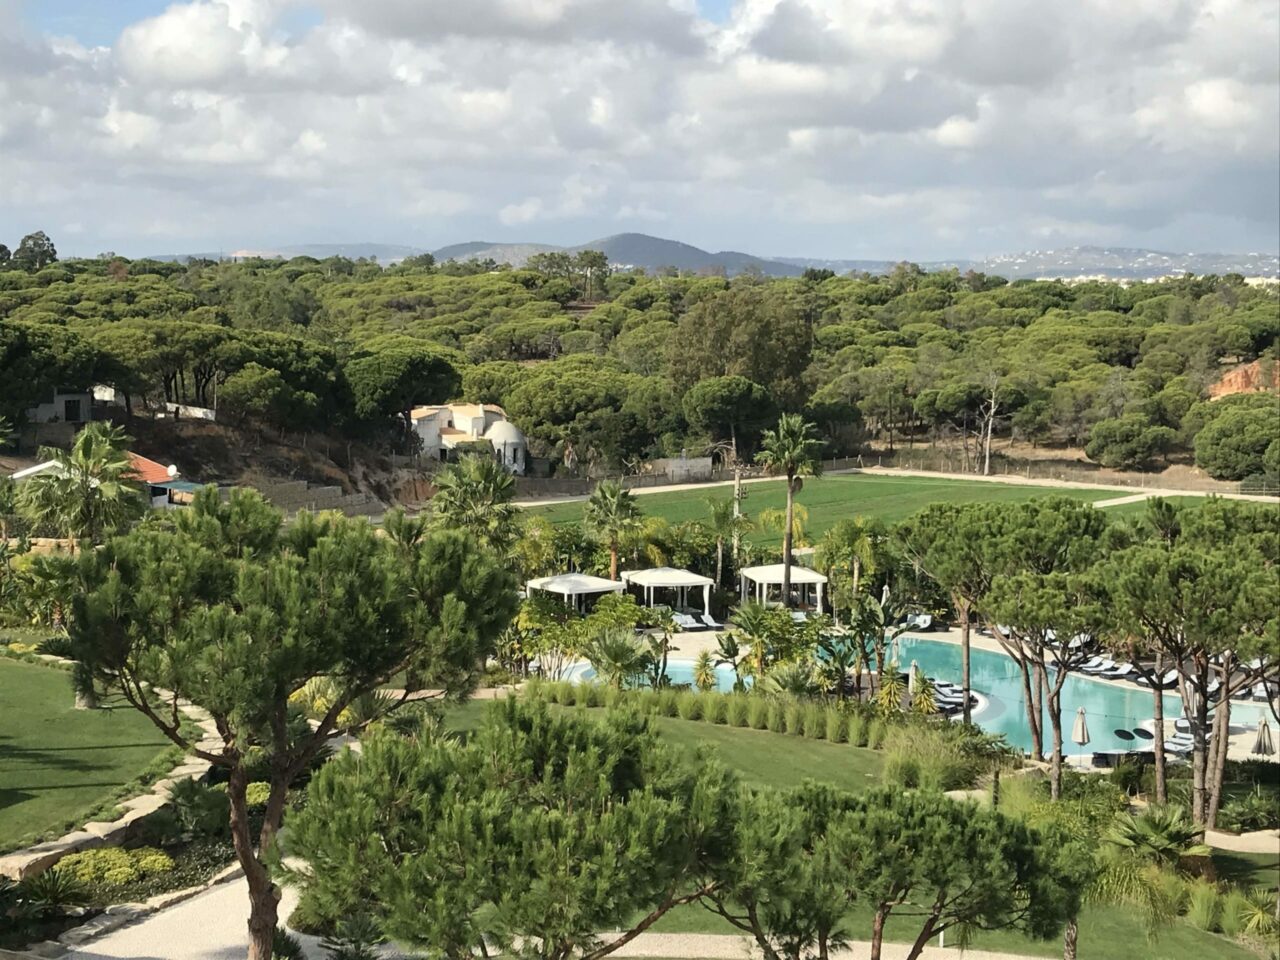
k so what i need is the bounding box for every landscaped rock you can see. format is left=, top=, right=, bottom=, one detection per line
left=0, top=831, right=102, bottom=880
left=81, top=820, right=129, bottom=843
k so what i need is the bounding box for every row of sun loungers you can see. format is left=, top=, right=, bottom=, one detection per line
left=670, top=612, right=723, bottom=632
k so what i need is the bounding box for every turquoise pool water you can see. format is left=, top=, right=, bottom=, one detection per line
left=891, top=636, right=1268, bottom=755
left=565, top=636, right=1269, bottom=755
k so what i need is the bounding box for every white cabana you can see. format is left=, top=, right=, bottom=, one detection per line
left=525, top=573, right=625, bottom=611
left=738, top=564, right=827, bottom=613
left=621, top=567, right=715, bottom=617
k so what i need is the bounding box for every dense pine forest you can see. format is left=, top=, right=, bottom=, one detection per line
left=2, top=233, right=1277, bottom=483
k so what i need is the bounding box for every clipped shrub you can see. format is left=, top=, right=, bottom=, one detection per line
left=656, top=689, right=680, bottom=717
left=784, top=702, right=805, bottom=736
left=725, top=696, right=750, bottom=728
left=747, top=697, right=770, bottom=730
left=825, top=709, right=847, bottom=743
left=867, top=719, right=888, bottom=750
left=702, top=693, right=728, bottom=724
left=245, top=781, right=272, bottom=810
left=59, top=847, right=174, bottom=889
left=802, top=703, right=826, bottom=739
left=847, top=712, right=868, bottom=747
left=675, top=692, right=702, bottom=721
left=1185, top=880, right=1221, bottom=931
left=766, top=700, right=786, bottom=733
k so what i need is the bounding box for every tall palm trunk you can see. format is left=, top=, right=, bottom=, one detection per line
left=1062, top=916, right=1079, bottom=960
left=715, top=537, right=724, bottom=588
left=609, top=542, right=619, bottom=581
left=781, top=475, right=795, bottom=604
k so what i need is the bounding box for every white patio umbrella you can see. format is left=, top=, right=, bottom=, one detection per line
left=908, top=660, right=919, bottom=695
left=1253, top=719, right=1274, bottom=757
left=1072, top=707, right=1090, bottom=766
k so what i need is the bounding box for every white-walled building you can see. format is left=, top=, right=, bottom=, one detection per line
left=410, top=403, right=527, bottom=474
left=25, top=390, right=93, bottom=424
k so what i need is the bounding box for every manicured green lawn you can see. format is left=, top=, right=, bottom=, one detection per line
left=444, top=700, right=882, bottom=791
left=646, top=900, right=1258, bottom=959
left=1213, top=848, right=1280, bottom=890
left=0, top=658, right=173, bottom=848
left=527, top=474, right=1118, bottom=546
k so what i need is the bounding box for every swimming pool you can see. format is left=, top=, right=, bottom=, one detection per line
left=891, top=636, right=1270, bottom=755
left=564, top=636, right=1270, bottom=755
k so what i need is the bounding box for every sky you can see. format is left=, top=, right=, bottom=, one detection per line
left=2, top=0, right=1278, bottom=260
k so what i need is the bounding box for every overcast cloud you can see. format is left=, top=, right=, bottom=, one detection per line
left=1, top=0, right=1277, bottom=259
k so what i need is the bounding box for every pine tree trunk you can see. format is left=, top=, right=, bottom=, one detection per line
left=1049, top=683, right=1064, bottom=801
left=715, top=539, right=724, bottom=588
left=905, top=914, right=940, bottom=960
left=74, top=688, right=98, bottom=710
left=1207, top=696, right=1233, bottom=828
left=227, top=767, right=280, bottom=960
left=1148, top=650, right=1168, bottom=804
left=870, top=909, right=887, bottom=960
left=1063, top=916, right=1079, bottom=960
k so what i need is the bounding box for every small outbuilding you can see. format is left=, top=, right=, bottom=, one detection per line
left=621, top=567, right=715, bottom=618
left=525, top=573, right=625, bottom=611
left=738, top=563, right=828, bottom=613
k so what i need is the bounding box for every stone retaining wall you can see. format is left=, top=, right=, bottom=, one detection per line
left=0, top=657, right=222, bottom=882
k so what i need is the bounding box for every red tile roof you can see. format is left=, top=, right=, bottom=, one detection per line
left=128, top=453, right=174, bottom=485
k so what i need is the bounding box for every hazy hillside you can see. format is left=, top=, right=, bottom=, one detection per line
left=147, top=235, right=1280, bottom=279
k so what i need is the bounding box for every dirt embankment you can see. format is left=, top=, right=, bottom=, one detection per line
left=1208, top=359, right=1280, bottom=400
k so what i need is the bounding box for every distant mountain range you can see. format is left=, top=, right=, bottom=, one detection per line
left=148, top=234, right=1280, bottom=280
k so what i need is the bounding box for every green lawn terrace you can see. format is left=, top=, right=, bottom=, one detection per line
left=526, top=472, right=1125, bottom=545
left=0, top=655, right=174, bottom=851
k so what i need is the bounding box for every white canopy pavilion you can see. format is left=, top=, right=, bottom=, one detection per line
left=525, top=573, right=625, bottom=611
left=738, top=564, right=827, bottom=613
left=621, top=567, right=715, bottom=617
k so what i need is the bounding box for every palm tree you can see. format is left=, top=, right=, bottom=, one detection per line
left=692, top=649, right=717, bottom=692
left=583, top=627, right=651, bottom=690
left=430, top=453, right=519, bottom=554
left=731, top=599, right=778, bottom=677
left=18, top=423, right=143, bottom=548
left=713, top=632, right=749, bottom=692
left=1104, top=806, right=1212, bottom=871
left=705, top=496, right=752, bottom=587
left=583, top=480, right=641, bottom=581
left=757, top=660, right=820, bottom=698
left=757, top=503, right=808, bottom=554
left=816, top=516, right=884, bottom=619
left=756, top=414, right=823, bottom=605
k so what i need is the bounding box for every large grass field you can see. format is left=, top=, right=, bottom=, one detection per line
left=0, top=657, right=173, bottom=849
left=526, top=473, right=1122, bottom=546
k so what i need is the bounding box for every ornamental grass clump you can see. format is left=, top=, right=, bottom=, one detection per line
left=825, top=708, right=847, bottom=743
left=748, top=697, right=770, bottom=730
left=784, top=701, right=805, bottom=736
left=656, top=689, right=679, bottom=717
left=702, top=692, right=728, bottom=724
left=551, top=681, right=576, bottom=706
left=766, top=700, right=786, bottom=733
left=726, top=696, right=750, bottom=727
left=802, top=703, right=825, bottom=739
left=846, top=712, right=867, bottom=747
left=1185, top=880, right=1221, bottom=931
left=867, top=719, right=888, bottom=750
left=675, top=692, right=702, bottom=721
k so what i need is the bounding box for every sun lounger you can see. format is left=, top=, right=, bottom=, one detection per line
left=1251, top=683, right=1272, bottom=702
left=1081, top=659, right=1116, bottom=675
left=1098, top=663, right=1134, bottom=679
left=791, top=611, right=808, bottom=624
left=673, top=613, right=702, bottom=631
left=1136, top=670, right=1179, bottom=688
left=903, top=613, right=933, bottom=631
left=1163, top=740, right=1194, bottom=754
left=700, top=613, right=723, bottom=630
left=1078, top=656, right=1106, bottom=672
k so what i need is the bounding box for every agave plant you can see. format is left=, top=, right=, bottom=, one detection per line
left=875, top=661, right=905, bottom=717
left=16, top=867, right=89, bottom=919
left=1104, top=805, right=1212, bottom=870
left=692, top=649, right=718, bottom=692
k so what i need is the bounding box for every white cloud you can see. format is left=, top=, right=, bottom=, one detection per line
left=0, top=0, right=1275, bottom=258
